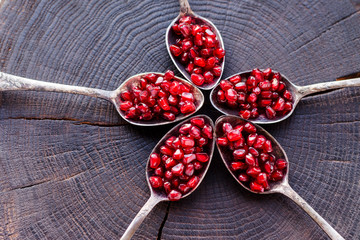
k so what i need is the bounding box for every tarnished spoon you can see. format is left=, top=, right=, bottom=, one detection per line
left=165, top=0, right=225, bottom=90
left=0, top=71, right=204, bottom=126
left=121, top=115, right=215, bottom=239
left=215, top=115, right=345, bottom=240
left=210, top=70, right=360, bottom=124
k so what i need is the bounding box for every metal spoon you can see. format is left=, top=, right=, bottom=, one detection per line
left=0, top=71, right=204, bottom=126
left=215, top=115, right=344, bottom=240
left=210, top=70, right=360, bottom=124
left=121, top=115, right=215, bottom=240
left=165, top=0, right=225, bottom=90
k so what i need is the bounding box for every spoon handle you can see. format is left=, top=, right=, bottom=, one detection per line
left=297, top=77, right=360, bottom=97
left=0, top=71, right=113, bottom=100
left=121, top=194, right=163, bottom=240
left=280, top=184, right=344, bottom=240
left=179, top=0, right=193, bottom=15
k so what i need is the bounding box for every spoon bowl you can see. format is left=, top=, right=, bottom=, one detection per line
left=210, top=69, right=360, bottom=124
left=0, top=71, right=204, bottom=126
left=215, top=115, right=344, bottom=240
left=121, top=115, right=215, bottom=240
left=166, top=0, right=225, bottom=90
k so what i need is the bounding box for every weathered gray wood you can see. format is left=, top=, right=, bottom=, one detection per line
left=0, top=0, right=359, bottom=239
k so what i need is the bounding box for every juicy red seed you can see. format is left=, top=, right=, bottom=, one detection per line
left=172, top=163, right=184, bottom=176
left=149, top=176, right=163, bottom=188
left=198, top=137, right=208, bottom=147
left=237, top=92, right=246, bottom=103
left=189, top=126, right=202, bottom=139
left=227, top=129, right=242, bottom=142
left=194, top=33, right=203, bottom=46
left=170, top=45, right=182, bottom=56
left=283, top=90, right=293, bottom=101
left=217, top=137, right=228, bottom=146
left=119, top=101, right=133, bottom=111
left=191, top=117, right=205, bottom=128
left=247, top=133, right=258, bottom=147
left=179, top=123, right=192, bottom=134
left=247, top=167, right=262, bottom=178
left=166, top=136, right=176, bottom=148
left=186, top=62, right=194, bottom=73
left=185, top=163, right=195, bottom=176
left=259, top=80, right=271, bottom=90
left=249, top=147, right=259, bottom=157
left=196, top=153, right=209, bottom=162
left=256, top=173, right=267, bottom=184
left=253, top=135, right=266, bottom=149
left=149, top=153, right=161, bottom=169
left=173, top=149, right=184, bottom=160
left=239, top=173, right=250, bottom=182
left=191, top=73, right=205, bottom=86
left=162, top=112, right=176, bottom=121
left=202, top=124, right=213, bottom=139
left=239, top=110, right=251, bottom=119
left=263, top=140, right=273, bottom=153
left=229, top=75, right=241, bottom=85
left=193, top=161, right=203, bottom=170
left=203, top=71, right=214, bottom=83
left=271, top=78, right=279, bottom=91
left=284, top=102, right=293, bottom=111
left=181, top=92, right=194, bottom=102
left=120, top=90, right=132, bottom=101
left=183, top=147, right=195, bottom=154
left=212, top=65, right=222, bottom=76
left=260, top=153, right=269, bottom=162
left=225, top=89, right=238, bottom=102
left=154, top=167, right=163, bottom=176
left=263, top=68, right=272, bottom=79
left=276, top=159, right=287, bottom=170
left=181, top=136, right=195, bottom=148
left=250, top=181, right=264, bottom=192
left=217, top=90, right=226, bottom=103
left=179, top=16, right=192, bottom=24
left=247, top=93, right=257, bottom=103
left=179, top=23, right=191, bottom=37
left=200, top=48, right=212, bottom=58
left=244, top=122, right=257, bottom=133
left=158, top=97, right=171, bottom=111
left=194, top=57, right=206, bottom=67
left=233, top=149, right=247, bottom=160
left=168, top=95, right=179, bottom=106
left=251, top=68, right=264, bottom=82
left=183, top=154, right=196, bottom=164
left=187, top=176, right=200, bottom=188
left=172, top=178, right=180, bottom=188
left=261, top=91, right=273, bottom=99
left=204, top=36, right=216, bottom=47
left=234, top=82, right=247, bottom=92
left=206, top=57, right=217, bottom=68
left=222, top=123, right=233, bottom=133
left=264, top=161, right=274, bottom=174
left=214, top=48, right=225, bottom=59
left=164, top=70, right=175, bottom=81
left=265, top=106, right=276, bottom=119
left=273, top=97, right=285, bottom=111
left=245, top=153, right=256, bottom=166
left=160, top=146, right=174, bottom=156
left=231, top=162, right=247, bottom=171
left=165, top=171, right=173, bottom=180
left=180, top=101, right=196, bottom=114
left=168, top=190, right=182, bottom=201
left=270, top=170, right=284, bottom=181
left=278, top=81, right=286, bottom=92
left=220, top=80, right=233, bottom=91
left=164, top=182, right=172, bottom=193
left=205, top=29, right=216, bottom=37
left=233, top=138, right=245, bottom=148
left=178, top=183, right=191, bottom=194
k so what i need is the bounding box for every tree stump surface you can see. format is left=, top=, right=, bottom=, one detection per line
left=0, top=0, right=359, bottom=239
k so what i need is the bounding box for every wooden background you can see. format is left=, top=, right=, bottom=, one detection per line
left=1, top=0, right=360, bottom=239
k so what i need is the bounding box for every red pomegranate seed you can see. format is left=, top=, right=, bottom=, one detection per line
left=212, top=65, right=222, bottom=76
left=276, top=159, right=287, bottom=170
left=233, top=148, right=247, bottom=160
left=273, top=97, right=285, bottom=111
left=229, top=75, right=241, bottom=85
left=284, top=102, right=293, bottom=111
left=173, top=149, right=184, bottom=160
left=170, top=45, right=182, bottom=56
left=217, top=90, right=226, bottom=103
left=189, top=126, right=201, bottom=139
left=234, top=82, right=247, bottom=92
left=160, top=146, right=174, bottom=156
left=256, top=173, right=267, bottom=184
left=187, top=176, right=200, bottom=188
left=214, top=48, right=225, bottom=59
left=154, top=167, right=163, bottom=176
left=162, top=112, right=175, bottom=121
left=278, top=81, right=286, bottom=92
left=217, top=137, right=228, bottom=146
left=181, top=92, right=194, bottom=102
left=183, top=147, right=195, bottom=154
left=194, top=57, right=206, bottom=67
left=220, top=80, right=233, bottom=90
left=250, top=181, right=264, bottom=192
left=204, top=36, right=216, bottom=48
left=196, top=153, right=209, bottom=162
left=227, top=129, right=242, bottom=142
left=225, top=89, right=238, bottom=102
left=198, top=137, right=208, bottom=147
left=119, top=101, right=133, bottom=111
left=263, top=68, right=272, bottom=79
left=149, top=153, right=161, bottom=169
left=168, top=190, right=182, bottom=201
left=186, top=62, right=194, bottom=73
left=264, top=161, right=274, bottom=174
left=222, top=122, right=233, bottom=133
left=191, top=117, right=205, bottom=128
left=163, top=182, right=172, bottom=193
left=179, top=123, right=192, bottom=134
left=239, top=110, right=251, bottom=120
left=265, top=106, right=276, bottom=119
left=253, top=135, right=266, bottom=149
left=202, top=124, right=213, bottom=139
left=259, top=80, right=271, bottom=90
left=251, top=68, right=264, bottom=82
left=203, top=71, right=214, bottom=83
left=193, top=161, right=203, bottom=170
left=263, top=140, right=273, bottom=153
left=270, top=170, right=284, bottom=181
left=252, top=86, right=261, bottom=95
left=183, top=154, right=196, bottom=164
left=233, top=137, right=245, bottom=148
left=180, top=101, right=196, bottom=114
left=149, top=176, right=163, bottom=188
left=165, top=170, right=173, bottom=180
left=181, top=136, right=195, bottom=148
left=200, top=48, right=212, bottom=58
left=247, top=93, right=257, bottom=103
left=249, top=147, right=259, bottom=157
left=239, top=173, right=250, bottom=182
left=246, top=166, right=262, bottom=178
left=231, top=162, right=247, bottom=171
left=283, top=90, right=293, bottom=101
left=244, top=122, right=256, bottom=133
left=171, top=163, right=185, bottom=176
left=191, top=73, right=205, bottom=86
left=194, top=33, right=203, bottom=46
left=178, top=183, right=191, bottom=194
left=245, top=153, right=256, bottom=166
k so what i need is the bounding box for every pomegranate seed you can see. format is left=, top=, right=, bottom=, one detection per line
left=194, top=57, right=206, bottom=67
left=247, top=93, right=257, bottom=103
left=231, top=162, right=247, bottom=171
left=179, top=16, right=192, bottom=24
left=185, top=164, right=195, bottom=177
left=245, top=153, right=256, bottom=166
left=164, top=182, right=172, bottom=193
left=194, top=33, right=203, bottom=46
left=278, top=81, right=286, bottom=92
left=263, top=140, right=273, bottom=153
left=259, top=153, right=269, bottom=162
left=160, top=146, right=174, bottom=156
left=234, top=82, right=247, bottom=92
left=284, top=102, right=293, bottom=111
left=217, top=137, right=228, bottom=146
left=233, top=149, right=247, bottom=160
left=227, top=129, right=242, bottom=142
left=189, top=126, right=201, bottom=139
left=193, top=161, right=203, bottom=170
left=233, top=138, right=245, bottom=148
left=198, top=137, right=208, bottom=147
left=276, top=159, right=287, bottom=170
left=244, top=122, right=257, bottom=133
left=165, top=170, right=173, bottom=180
left=180, top=101, right=196, bottom=114
left=264, top=161, right=274, bottom=174
left=162, top=112, right=175, bottom=121
left=178, top=183, right=191, bottom=194
left=154, top=167, right=164, bottom=177
left=181, top=136, right=195, bottom=148
left=171, top=163, right=184, bottom=176
left=247, top=167, right=262, bottom=178
left=187, top=176, right=200, bottom=188
left=213, top=48, right=225, bottom=59
left=196, top=153, right=209, bottom=162
left=250, top=181, right=264, bottom=192
left=203, top=71, right=214, bottom=83
left=191, top=117, right=205, bottom=128
left=168, top=190, right=182, bottom=201
left=251, top=68, right=264, bottom=82
left=222, top=123, right=233, bottom=133
left=179, top=23, right=191, bottom=37
left=173, top=149, right=184, bottom=160
left=253, top=135, right=266, bottom=149
left=170, top=45, right=182, bottom=56
left=204, top=36, right=216, bottom=47
left=183, top=154, right=196, bottom=164
left=200, top=48, right=212, bottom=58
left=166, top=136, right=175, bottom=147
left=263, top=68, right=272, bottom=79
left=265, top=106, right=276, bottom=119
left=249, top=147, right=259, bottom=157
left=250, top=108, right=259, bottom=119
left=239, top=173, right=250, bottom=182
left=273, top=97, right=285, bottom=111
left=149, top=153, right=161, bottom=169
left=270, top=170, right=284, bottom=181
left=283, top=90, right=293, bottom=101
left=202, top=124, right=213, bottom=139
left=212, top=65, right=222, bottom=76
left=271, top=77, right=279, bottom=91
left=120, top=90, right=132, bottom=101
left=259, top=80, right=271, bottom=90
left=256, top=173, right=267, bottom=184
left=217, top=90, right=226, bottom=103
left=179, top=123, right=192, bottom=134
left=220, top=80, right=233, bottom=90
left=225, top=89, right=238, bottom=102
left=191, top=73, right=205, bottom=86
left=172, top=178, right=180, bottom=188
left=119, top=101, right=133, bottom=111
left=149, top=176, right=163, bottom=188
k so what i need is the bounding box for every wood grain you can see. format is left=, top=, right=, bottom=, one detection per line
left=0, top=0, right=359, bottom=239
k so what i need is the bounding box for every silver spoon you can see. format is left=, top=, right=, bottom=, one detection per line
left=121, top=115, right=215, bottom=240
left=210, top=70, right=360, bottom=124
left=0, top=71, right=204, bottom=126
left=215, top=115, right=345, bottom=240
left=165, top=0, right=225, bottom=90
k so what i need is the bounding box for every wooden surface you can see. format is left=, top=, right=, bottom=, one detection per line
left=0, top=0, right=359, bottom=239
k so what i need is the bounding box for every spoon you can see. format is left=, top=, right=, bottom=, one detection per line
left=215, top=115, right=344, bottom=240
left=121, top=115, right=215, bottom=239
left=0, top=71, right=204, bottom=126
left=210, top=70, right=360, bottom=124
left=165, top=0, right=225, bottom=90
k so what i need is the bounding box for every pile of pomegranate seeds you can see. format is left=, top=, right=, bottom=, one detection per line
left=148, top=117, right=213, bottom=201
left=217, top=121, right=287, bottom=192
left=119, top=70, right=197, bottom=121
left=170, top=15, right=225, bottom=86
left=216, top=68, right=293, bottom=120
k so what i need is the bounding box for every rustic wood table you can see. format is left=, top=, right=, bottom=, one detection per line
left=1, top=0, right=359, bottom=239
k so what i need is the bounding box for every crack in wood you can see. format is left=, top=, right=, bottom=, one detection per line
left=3, top=116, right=127, bottom=127
left=157, top=202, right=170, bottom=240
